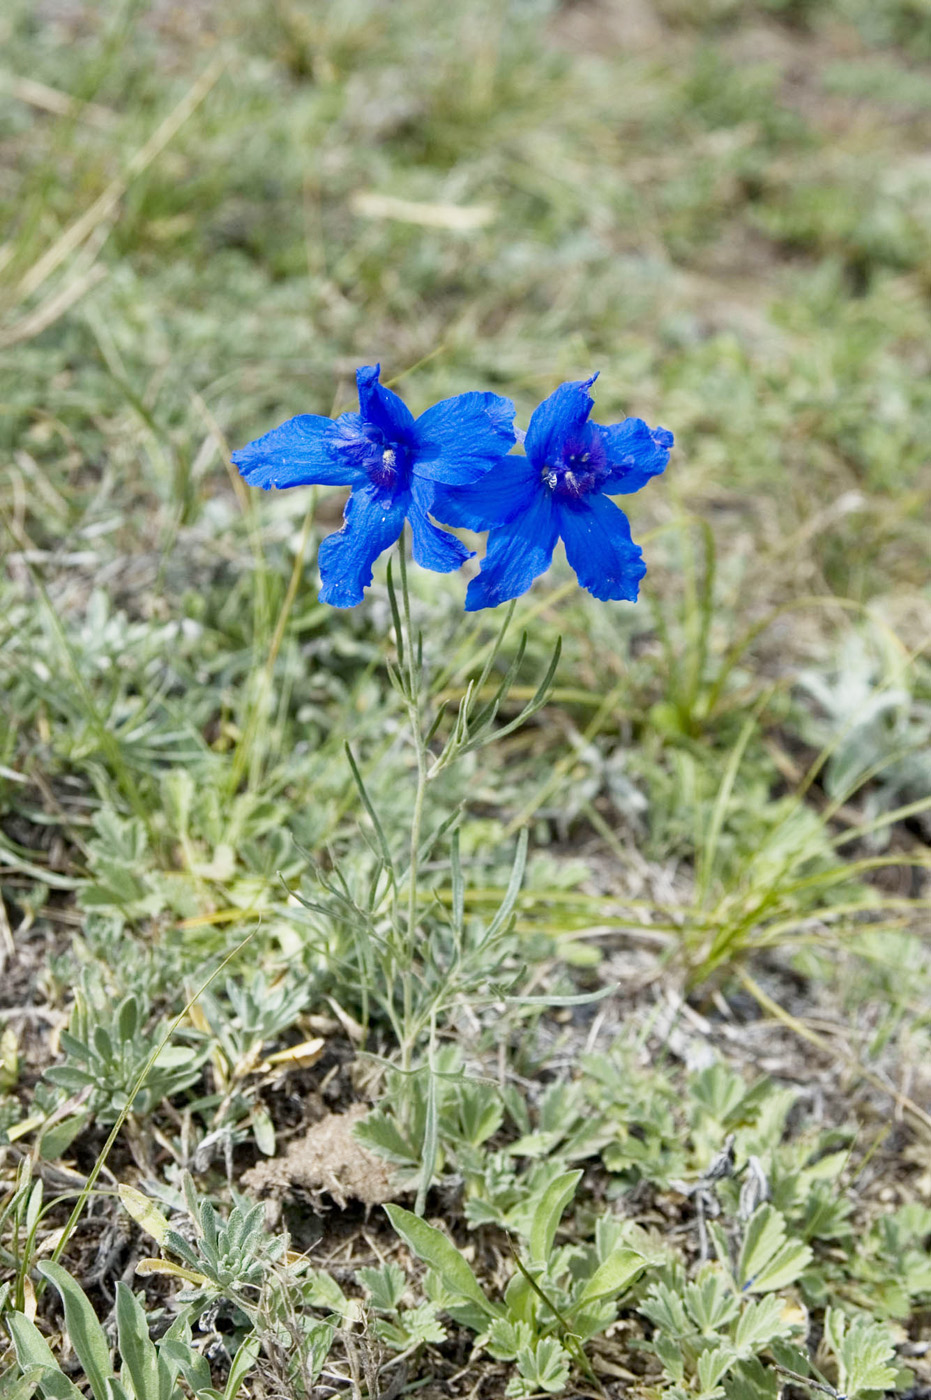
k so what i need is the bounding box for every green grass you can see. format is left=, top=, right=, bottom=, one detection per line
left=0, top=0, right=929, bottom=1396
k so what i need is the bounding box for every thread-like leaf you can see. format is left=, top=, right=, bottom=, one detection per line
left=484, top=829, right=528, bottom=941
left=344, top=742, right=395, bottom=879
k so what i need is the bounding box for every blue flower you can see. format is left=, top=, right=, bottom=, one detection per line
left=430, top=375, right=672, bottom=611
left=231, top=365, right=516, bottom=607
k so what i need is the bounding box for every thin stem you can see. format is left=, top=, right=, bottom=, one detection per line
left=397, top=538, right=429, bottom=1070
left=772, top=1364, right=843, bottom=1398
left=397, top=533, right=417, bottom=701
left=403, top=736, right=428, bottom=1067
left=414, top=1010, right=439, bottom=1217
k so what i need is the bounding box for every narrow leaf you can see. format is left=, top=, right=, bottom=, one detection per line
left=344, top=743, right=395, bottom=879
left=485, top=830, right=528, bottom=941
left=223, top=1336, right=261, bottom=1400
left=5, top=1314, right=83, bottom=1400
left=504, top=982, right=618, bottom=1009
left=450, top=829, right=464, bottom=943
left=36, top=1263, right=111, bottom=1400
left=491, top=636, right=562, bottom=742
left=574, top=1245, right=645, bottom=1308
left=415, top=1051, right=440, bottom=1219
left=118, top=1186, right=169, bottom=1246
left=114, top=1284, right=160, bottom=1400
left=384, top=1205, right=496, bottom=1316
left=134, top=1259, right=209, bottom=1286
left=528, top=1170, right=582, bottom=1264
left=385, top=558, right=404, bottom=670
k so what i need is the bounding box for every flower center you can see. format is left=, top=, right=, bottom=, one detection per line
left=542, top=450, right=601, bottom=499
left=539, top=425, right=606, bottom=500
left=368, top=441, right=411, bottom=493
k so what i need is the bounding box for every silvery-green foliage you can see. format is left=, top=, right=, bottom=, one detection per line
left=128, top=1181, right=339, bottom=1395
left=165, top=1186, right=283, bottom=1297
left=43, top=977, right=206, bottom=1126
left=354, top=1045, right=505, bottom=1193
left=640, top=1244, right=802, bottom=1396
left=356, top=1262, right=447, bottom=1351
left=846, top=1203, right=931, bottom=1319
left=796, top=631, right=931, bottom=848
left=636, top=1195, right=827, bottom=1394
left=821, top=1306, right=902, bottom=1399
left=81, top=779, right=306, bottom=929
left=503, top=1330, right=572, bottom=1397
left=196, top=971, right=311, bottom=1074
left=385, top=1180, right=651, bottom=1394
left=4, top=1260, right=257, bottom=1400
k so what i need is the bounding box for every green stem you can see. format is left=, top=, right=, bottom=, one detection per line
left=397, top=531, right=417, bottom=700
left=403, top=730, right=428, bottom=1067
left=397, top=539, right=429, bottom=1070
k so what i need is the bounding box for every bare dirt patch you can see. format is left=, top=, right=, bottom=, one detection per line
left=242, top=1104, right=397, bottom=1220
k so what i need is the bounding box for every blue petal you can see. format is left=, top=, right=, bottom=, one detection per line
left=330, top=411, right=390, bottom=473
left=356, top=364, right=417, bottom=444
left=231, top=414, right=357, bottom=490
left=412, top=391, right=516, bottom=485
left=523, top=374, right=598, bottom=470
left=317, top=482, right=411, bottom=607
left=431, top=457, right=539, bottom=532
left=409, top=478, right=473, bottom=573
left=599, top=419, right=673, bottom=495
left=465, top=488, right=558, bottom=612
left=556, top=494, right=646, bottom=602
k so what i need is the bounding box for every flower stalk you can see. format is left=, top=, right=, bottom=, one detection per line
left=396, top=540, right=430, bottom=1071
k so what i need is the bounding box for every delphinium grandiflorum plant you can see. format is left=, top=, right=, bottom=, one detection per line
left=233, top=363, right=671, bottom=1192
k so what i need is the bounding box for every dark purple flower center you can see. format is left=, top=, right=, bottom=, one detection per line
left=368, top=441, right=411, bottom=492
left=334, top=416, right=413, bottom=496
left=540, top=426, right=607, bottom=500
